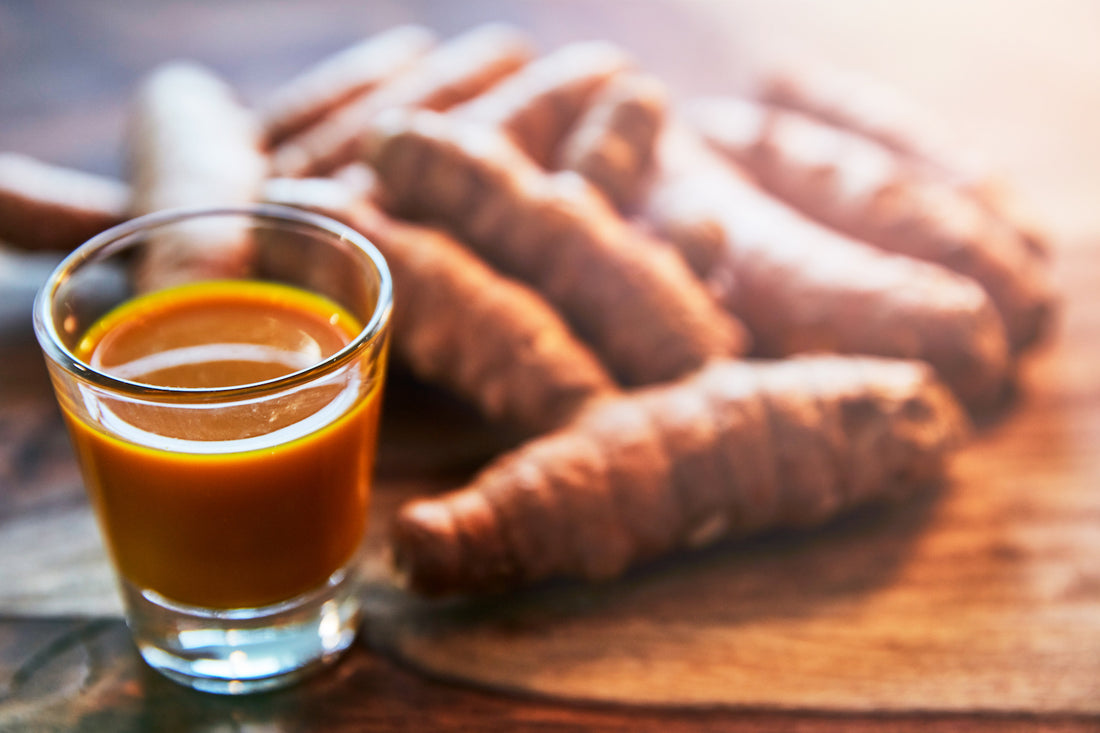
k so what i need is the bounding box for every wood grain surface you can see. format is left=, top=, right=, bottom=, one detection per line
left=1, top=0, right=1098, bottom=729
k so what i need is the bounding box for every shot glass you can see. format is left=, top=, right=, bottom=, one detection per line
left=33, top=204, right=392, bottom=694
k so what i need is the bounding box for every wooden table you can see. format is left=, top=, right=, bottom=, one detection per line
left=2, top=1, right=1098, bottom=730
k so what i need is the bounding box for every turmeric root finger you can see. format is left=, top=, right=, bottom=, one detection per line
left=0, top=153, right=127, bottom=251
left=259, top=25, right=437, bottom=148
left=263, top=176, right=619, bottom=435
left=639, top=126, right=1010, bottom=410
left=270, top=23, right=533, bottom=177
left=364, top=109, right=749, bottom=386
left=391, top=354, right=968, bottom=596
left=556, top=72, right=668, bottom=212
left=452, top=40, right=635, bottom=169
left=344, top=200, right=621, bottom=434
left=757, top=63, right=978, bottom=184
left=685, top=96, right=1055, bottom=351
left=126, top=61, right=267, bottom=291
left=757, top=63, right=1051, bottom=260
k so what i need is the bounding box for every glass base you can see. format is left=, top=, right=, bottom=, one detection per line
left=121, top=567, right=362, bottom=695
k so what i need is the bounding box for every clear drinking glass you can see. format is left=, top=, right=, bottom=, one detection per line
left=33, top=204, right=392, bottom=694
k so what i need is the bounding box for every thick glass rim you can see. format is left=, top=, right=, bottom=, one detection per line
left=32, top=203, right=393, bottom=402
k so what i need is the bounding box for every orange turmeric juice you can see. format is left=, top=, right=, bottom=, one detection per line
left=61, top=280, right=384, bottom=610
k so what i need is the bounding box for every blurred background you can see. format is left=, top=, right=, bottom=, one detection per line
left=1, top=0, right=1097, bottom=243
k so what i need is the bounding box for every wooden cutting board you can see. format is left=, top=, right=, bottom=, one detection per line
left=3, top=239, right=1097, bottom=714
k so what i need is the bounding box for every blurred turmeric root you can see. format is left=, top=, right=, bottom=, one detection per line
left=685, top=96, right=1054, bottom=352
left=0, top=153, right=127, bottom=252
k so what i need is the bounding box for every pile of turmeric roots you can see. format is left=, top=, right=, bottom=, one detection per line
left=0, top=24, right=1054, bottom=596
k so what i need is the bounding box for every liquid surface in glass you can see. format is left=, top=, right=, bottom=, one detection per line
left=62, top=280, right=382, bottom=609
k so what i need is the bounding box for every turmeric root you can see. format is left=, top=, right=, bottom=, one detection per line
left=0, top=153, right=127, bottom=251
left=126, top=61, right=267, bottom=290
left=757, top=63, right=1051, bottom=260
left=364, top=108, right=749, bottom=386
left=636, top=125, right=1010, bottom=410
left=556, top=72, right=668, bottom=212
left=391, top=354, right=968, bottom=596
left=451, top=40, right=634, bottom=169
left=259, top=25, right=437, bottom=148
left=264, top=176, right=619, bottom=435
left=685, top=96, right=1055, bottom=351
left=757, top=63, right=978, bottom=184
left=270, top=24, right=533, bottom=177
